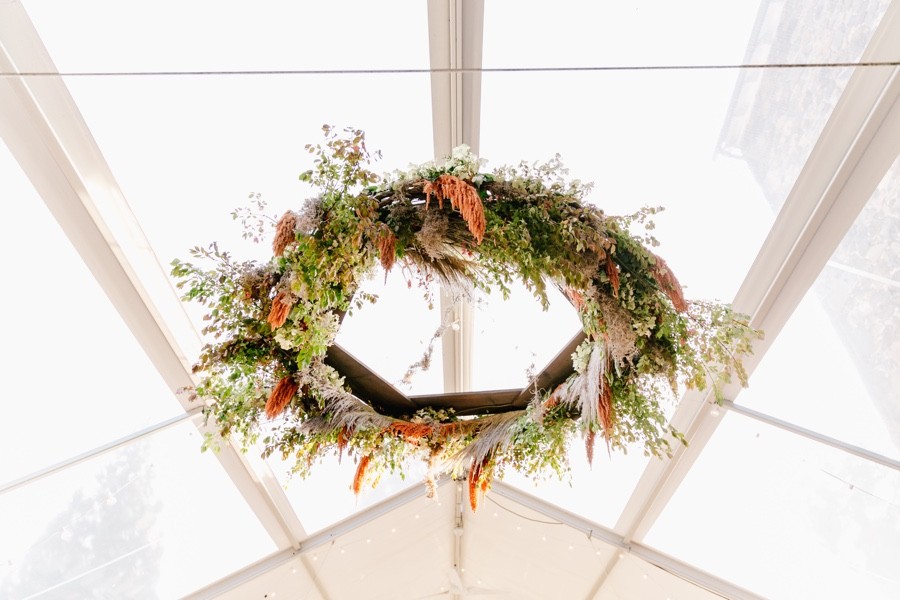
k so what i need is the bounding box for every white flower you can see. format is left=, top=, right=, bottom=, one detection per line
left=451, top=144, right=472, bottom=160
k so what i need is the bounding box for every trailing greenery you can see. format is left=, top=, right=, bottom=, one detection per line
left=171, top=125, right=760, bottom=509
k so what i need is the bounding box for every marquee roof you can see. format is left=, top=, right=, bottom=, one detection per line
left=1, top=2, right=898, bottom=598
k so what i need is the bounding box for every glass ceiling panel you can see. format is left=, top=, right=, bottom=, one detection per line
left=737, top=156, right=900, bottom=461
left=0, top=140, right=182, bottom=485
left=479, top=66, right=775, bottom=305
left=646, top=411, right=900, bottom=600
left=470, top=282, right=582, bottom=391
left=482, top=0, right=890, bottom=295
left=25, top=0, right=436, bottom=390
left=266, top=451, right=425, bottom=535
left=0, top=421, right=276, bottom=599
left=716, top=0, right=891, bottom=213
left=51, top=70, right=436, bottom=385
left=499, top=439, right=650, bottom=529
left=23, top=0, right=430, bottom=72
left=483, top=0, right=888, bottom=69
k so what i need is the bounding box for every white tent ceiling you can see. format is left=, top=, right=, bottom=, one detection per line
left=1, top=1, right=898, bottom=599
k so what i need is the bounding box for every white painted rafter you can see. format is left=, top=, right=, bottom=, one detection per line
left=428, top=0, right=484, bottom=395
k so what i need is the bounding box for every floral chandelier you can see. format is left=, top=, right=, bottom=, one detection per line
left=172, top=126, right=759, bottom=510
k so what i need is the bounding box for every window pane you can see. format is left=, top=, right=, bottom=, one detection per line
left=738, top=156, right=900, bottom=461
left=0, top=140, right=182, bottom=485
left=0, top=422, right=276, bottom=598
left=647, top=412, right=900, bottom=599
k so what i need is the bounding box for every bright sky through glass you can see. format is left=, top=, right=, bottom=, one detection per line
left=647, top=411, right=900, bottom=599
left=0, top=421, right=275, bottom=598
left=0, top=140, right=182, bottom=485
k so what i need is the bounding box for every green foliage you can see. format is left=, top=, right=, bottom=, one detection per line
left=172, top=126, right=761, bottom=491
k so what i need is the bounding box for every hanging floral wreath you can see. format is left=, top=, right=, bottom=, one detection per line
left=172, top=125, right=759, bottom=510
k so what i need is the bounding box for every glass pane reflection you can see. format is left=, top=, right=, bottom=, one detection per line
left=647, top=412, right=900, bottom=600
left=738, top=156, right=900, bottom=461
left=0, top=422, right=275, bottom=598
left=0, top=140, right=181, bottom=485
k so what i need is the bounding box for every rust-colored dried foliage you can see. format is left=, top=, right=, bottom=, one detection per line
left=651, top=253, right=688, bottom=312
left=605, top=258, right=620, bottom=297
left=468, top=459, right=490, bottom=512
left=265, top=375, right=299, bottom=419
left=266, top=291, right=294, bottom=329
left=377, top=229, right=397, bottom=272
left=585, top=429, right=596, bottom=467
left=272, top=211, right=297, bottom=257
left=423, top=174, right=486, bottom=243
left=352, top=455, right=371, bottom=495
left=598, top=378, right=614, bottom=442
left=544, top=383, right=565, bottom=410
left=336, top=427, right=349, bottom=464
left=439, top=421, right=464, bottom=439
left=565, top=287, right=586, bottom=312
left=388, top=421, right=433, bottom=441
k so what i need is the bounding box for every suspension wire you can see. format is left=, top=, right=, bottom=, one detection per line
left=1, top=60, right=899, bottom=78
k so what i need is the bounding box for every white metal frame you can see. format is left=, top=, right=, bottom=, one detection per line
left=429, top=0, right=484, bottom=395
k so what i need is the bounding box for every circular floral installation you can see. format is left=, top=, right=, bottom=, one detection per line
left=172, top=125, right=760, bottom=510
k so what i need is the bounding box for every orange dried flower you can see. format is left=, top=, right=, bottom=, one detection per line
left=565, top=287, right=586, bottom=311
left=265, top=375, right=299, bottom=419
left=544, top=383, right=565, bottom=410
left=651, top=253, right=687, bottom=312
left=352, top=455, right=371, bottom=495
left=439, top=421, right=463, bottom=440
left=605, top=258, right=620, bottom=297
left=598, top=377, right=615, bottom=443
left=467, top=458, right=490, bottom=512
left=377, top=228, right=397, bottom=273
left=272, top=211, right=297, bottom=257
left=388, top=421, right=433, bottom=442
left=336, top=427, right=349, bottom=464
left=423, top=174, right=486, bottom=243
left=266, top=291, right=295, bottom=329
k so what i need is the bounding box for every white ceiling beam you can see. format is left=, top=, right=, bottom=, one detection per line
left=611, top=0, right=900, bottom=550
left=428, top=0, right=484, bottom=157
left=428, top=0, right=484, bottom=394
left=0, top=0, right=310, bottom=560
